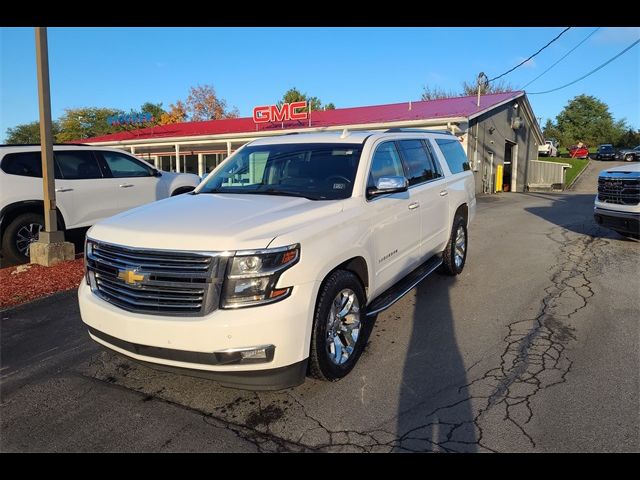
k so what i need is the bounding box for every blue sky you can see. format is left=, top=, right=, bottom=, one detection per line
left=1, top=27, right=638, bottom=141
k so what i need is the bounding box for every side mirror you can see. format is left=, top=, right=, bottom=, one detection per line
left=154, top=170, right=162, bottom=177
left=367, top=176, right=409, bottom=199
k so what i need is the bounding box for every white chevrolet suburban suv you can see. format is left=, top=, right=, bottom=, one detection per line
left=79, top=130, right=476, bottom=390
left=594, top=163, right=640, bottom=238
left=0, top=144, right=201, bottom=263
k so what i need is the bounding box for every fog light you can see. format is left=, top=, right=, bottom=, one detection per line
left=214, top=345, right=275, bottom=364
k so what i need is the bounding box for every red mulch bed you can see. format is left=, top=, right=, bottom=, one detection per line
left=0, top=258, right=85, bottom=309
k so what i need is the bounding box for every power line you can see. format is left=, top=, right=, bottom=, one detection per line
left=528, top=38, right=640, bottom=95
left=522, top=27, right=601, bottom=89
left=488, top=27, right=572, bottom=83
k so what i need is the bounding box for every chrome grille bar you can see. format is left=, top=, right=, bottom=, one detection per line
left=86, top=239, right=228, bottom=316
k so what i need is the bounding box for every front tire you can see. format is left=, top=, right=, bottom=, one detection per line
left=625, top=154, right=634, bottom=162
left=1, top=213, right=44, bottom=264
left=308, top=270, right=367, bottom=381
left=441, top=214, right=468, bottom=276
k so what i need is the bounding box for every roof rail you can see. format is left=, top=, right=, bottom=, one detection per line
left=384, top=128, right=453, bottom=135
left=0, top=143, right=90, bottom=147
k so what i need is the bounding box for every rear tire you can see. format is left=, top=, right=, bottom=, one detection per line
left=440, top=214, right=468, bottom=276
left=308, top=270, right=367, bottom=381
left=1, top=213, right=44, bottom=264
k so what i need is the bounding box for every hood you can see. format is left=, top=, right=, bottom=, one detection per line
left=88, top=192, right=344, bottom=251
left=600, top=163, right=640, bottom=175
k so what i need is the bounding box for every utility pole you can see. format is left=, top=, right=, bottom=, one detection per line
left=476, top=72, right=488, bottom=108
left=31, top=27, right=74, bottom=266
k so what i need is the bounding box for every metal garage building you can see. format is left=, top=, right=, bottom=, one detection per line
left=81, top=91, right=544, bottom=194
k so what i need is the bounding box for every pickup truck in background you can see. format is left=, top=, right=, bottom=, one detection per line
left=538, top=140, right=558, bottom=157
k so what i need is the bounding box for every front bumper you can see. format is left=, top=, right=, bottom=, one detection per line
left=78, top=280, right=318, bottom=389
left=594, top=206, right=640, bottom=235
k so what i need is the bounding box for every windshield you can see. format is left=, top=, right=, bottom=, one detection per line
left=198, top=142, right=363, bottom=200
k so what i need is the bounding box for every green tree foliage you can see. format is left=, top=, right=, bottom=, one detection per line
left=542, top=118, right=565, bottom=146
left=278, top=87, right=334, bottom=111
left=617, top=128, right=640, bottom=148
left=139, top=102, right=166, bottom=124
left=550, top=95, right=628, bottom=148
left=56, top=107, right=125, bottom=142
left=5, top=120, right=61, bottom=144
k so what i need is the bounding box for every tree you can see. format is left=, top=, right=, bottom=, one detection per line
left=421, top=85, right=457, bottom=101
left=278, top=87, right=334, bottom=111
left=554, top=95, right=627, bottom=147
left=5, top=120, right=61, bottom=144
left=421, top=78, right=516, bottom=101
left=185, top=84, right=237, bottom=121
left=617, top=128, right=640, bottom=148
left=139, top=102, right=166, bottom=124
left=461, top=79, right=516, bottom=96
left=159, top=101, right=187, bottom=125
left=542, top=119, right=565, bottom=146
left=56, top=107, right=124, bottom=142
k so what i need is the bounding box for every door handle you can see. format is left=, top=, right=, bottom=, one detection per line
left=55, top=187, right=73, bottom=192
left=119, top=184, right=134, bottom=188
left=439, top=190, right=448, bottom=197
left=408, top=202, right=420, bottom=210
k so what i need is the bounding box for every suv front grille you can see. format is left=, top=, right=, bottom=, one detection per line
left=598, top=176, right=640, bottom=206
left=86, top=240, right=228, bottom=316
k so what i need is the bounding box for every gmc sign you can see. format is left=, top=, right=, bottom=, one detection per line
left=253, top=101, right=308, bottom=123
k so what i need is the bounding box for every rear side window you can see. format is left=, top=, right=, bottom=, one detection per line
left=1, top=152, right=44, bottom=178
left=55, top=150, right=103, bottom=179
left=398, top=139, right=440, bottom=186
left=434, top=138, right=470, bottom=174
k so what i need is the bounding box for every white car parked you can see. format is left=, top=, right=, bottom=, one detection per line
left=79, top=130, right=476, bottom=390
left=0, top=144, right=201, bottom=263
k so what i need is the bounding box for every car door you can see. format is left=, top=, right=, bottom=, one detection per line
left=97, top=150, right=160, bottom=213
left=366, top=140, right=422, bottom=294
left=54, top=149, right=120, bottom=228
left=397, top=139, right=449, bottom=259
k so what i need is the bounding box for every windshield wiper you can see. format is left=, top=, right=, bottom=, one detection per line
left=249, top=188, right=325, bottom=201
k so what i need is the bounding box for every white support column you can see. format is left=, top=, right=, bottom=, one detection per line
left=130, top=146, right=136, bottom=155
left=197, top=153, right=204, bottom=177
left=153, top=155, right=159, bottom=169
left=226, top=141, right=231, bottom=157
left=175, top=144, right=181, bottom=173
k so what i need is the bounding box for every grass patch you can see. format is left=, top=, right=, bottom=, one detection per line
left=540, top=157, right=590, bottom=187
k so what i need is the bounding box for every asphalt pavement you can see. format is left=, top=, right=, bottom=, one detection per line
left=1, top=159, right=638, bottom=452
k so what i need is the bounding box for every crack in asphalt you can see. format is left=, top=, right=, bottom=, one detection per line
left=80, top=221, right=610, bottom=453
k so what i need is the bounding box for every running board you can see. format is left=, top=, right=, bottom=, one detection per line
left=366, top=254, right=443, bottom=317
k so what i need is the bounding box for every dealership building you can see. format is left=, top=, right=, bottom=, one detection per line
left=81, top=91, right=544, bottom=194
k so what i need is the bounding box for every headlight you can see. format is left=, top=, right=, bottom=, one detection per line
left=221, top=244, right=299, bottom=308
left=84, top=238, right=98, bottom=291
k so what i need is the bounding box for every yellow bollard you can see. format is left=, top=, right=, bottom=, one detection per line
left=495, top=164, right=503, bottom=192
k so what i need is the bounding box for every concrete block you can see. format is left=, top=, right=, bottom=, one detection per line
left=29, top=240, right=75, bottom=267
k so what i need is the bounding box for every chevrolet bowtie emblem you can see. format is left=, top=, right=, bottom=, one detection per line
left=118, top=269, right=144, bottom=285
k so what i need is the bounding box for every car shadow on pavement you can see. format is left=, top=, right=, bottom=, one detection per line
left=394, top=272, right=477, bottom=452
left=522, top=192, right=637, bottom=241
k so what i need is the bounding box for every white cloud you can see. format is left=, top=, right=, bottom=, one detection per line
left=594, top=27, right=640, bottom=44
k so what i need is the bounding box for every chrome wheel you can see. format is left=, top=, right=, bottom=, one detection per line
left=326, top=288, right=361, bottom=365
left=454, top=225, right=466, bottom=268
left=15, top=222, right=43, bottom=256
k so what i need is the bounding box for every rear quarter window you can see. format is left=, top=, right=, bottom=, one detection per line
left=1, top=151, right=44, bottom=177
left=434, top=138, right=470, bottom=174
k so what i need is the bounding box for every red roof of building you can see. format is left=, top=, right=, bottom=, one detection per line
left=82, top=91, right=523, bottom=143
